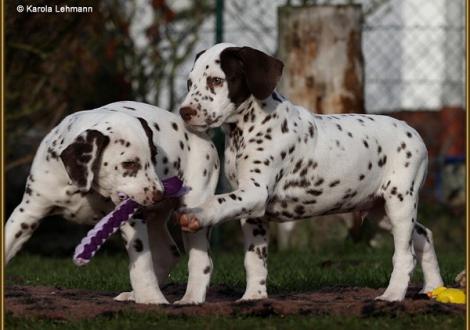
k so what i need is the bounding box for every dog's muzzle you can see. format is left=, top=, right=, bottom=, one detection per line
left=179, top=106, right=197, bottom=122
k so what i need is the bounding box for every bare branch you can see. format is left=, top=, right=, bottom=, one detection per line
left=5, top=154, right=35, bottom=172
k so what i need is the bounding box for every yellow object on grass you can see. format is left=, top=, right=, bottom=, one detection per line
left=427, top=287, right=466, bottom=304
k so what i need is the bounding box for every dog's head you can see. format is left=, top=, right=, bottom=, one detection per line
left=179, top=43, right=284, bottom=130
left=60, top=114, right=164, bottom=206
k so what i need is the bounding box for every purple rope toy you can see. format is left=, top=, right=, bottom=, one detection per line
left=73, top=177, right=188, bottom=266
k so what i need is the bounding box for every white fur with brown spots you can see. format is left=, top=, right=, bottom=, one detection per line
left=5, top=101, right=219, bottom=305
left=176, top=43, right=443, bottom=302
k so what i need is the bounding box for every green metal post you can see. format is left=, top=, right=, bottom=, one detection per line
left=215, top=0, right=224, bottom=43
left=212, top=0, right=225, bottom=246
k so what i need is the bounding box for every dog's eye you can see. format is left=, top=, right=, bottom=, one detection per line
left=121, top=161, right=140, bottom=171
left=212, top=77, right=224, bottom=85
left=207, top=77, right=224, bottom=88
left=187, top=79, right=192, bottom=91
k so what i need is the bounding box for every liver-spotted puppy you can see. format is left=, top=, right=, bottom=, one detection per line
left=176, top=43, right=443, bottom=302
left=5, top=101, right=219, bottom=304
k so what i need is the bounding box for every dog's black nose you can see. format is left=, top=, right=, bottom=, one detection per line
left=180, top=106, right=197, bottom=122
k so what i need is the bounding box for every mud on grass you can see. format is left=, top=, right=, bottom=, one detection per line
left=5, top=283, right=466, bottom=322
left=6, top=249, right=465, bottom=328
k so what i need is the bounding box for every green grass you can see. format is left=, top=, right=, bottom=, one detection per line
left=5, top=243, right=466, bottom=329
left=6, top=243, right=464, bottom=293
left=4, top=312, right=466, bottom=330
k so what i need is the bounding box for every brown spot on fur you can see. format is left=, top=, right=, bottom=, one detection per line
left=137, top=117, right=158, bottom=165
left=133, top=239, right=143, bottom=252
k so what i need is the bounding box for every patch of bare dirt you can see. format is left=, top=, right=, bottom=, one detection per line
left=5, top=284, right=465, bottom=320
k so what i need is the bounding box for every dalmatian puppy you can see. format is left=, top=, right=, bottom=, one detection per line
left=5, top=101, right=219, bottom=305
left=176, top=43, right=444, bottom=302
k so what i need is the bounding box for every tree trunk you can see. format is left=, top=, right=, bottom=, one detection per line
left=276, top=5, right=366, bottom=249
left=278, top=5, right=364, bottom=114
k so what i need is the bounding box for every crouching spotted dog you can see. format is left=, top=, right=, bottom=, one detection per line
left=176, top=43, right=444, bottom=302
left=5, top=101, right=219, bottom=305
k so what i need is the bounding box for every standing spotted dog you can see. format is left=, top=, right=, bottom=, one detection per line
left=176, top=43, right=443, bottom=302
left=5, top=101, right=219, bottom=304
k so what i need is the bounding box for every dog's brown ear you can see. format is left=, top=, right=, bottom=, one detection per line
left=60, top=129, right=109, bottom=192
left=237, top=47, right=284, bottom=100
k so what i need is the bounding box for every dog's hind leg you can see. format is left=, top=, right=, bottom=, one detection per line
left=146, top=205, right=181, bottom=286
left=370, top=214, right=443, bottom=296
left=4, top=194, right=51, bottom=264
left=376, top=196, right=416, bottom=301
left=377, top=158, right=431, bottom=301
left=412, top=221, right=443, bottom=293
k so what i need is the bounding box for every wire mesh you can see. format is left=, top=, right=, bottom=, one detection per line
left=168, top=0, right=465, bottom=114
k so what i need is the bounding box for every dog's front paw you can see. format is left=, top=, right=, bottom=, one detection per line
left=420, top=279, right=445, bottom=294
left=115, top=291, right=169, bottom=304
left=135, top=295, right=169, bottom=305
left=175, top=212, right=203, bottom=232
left=173, top=297, right=204, bottom=305
left=114, top=291, right=135, bottom=302
left=375, top=291, right=405, bottom=302
left=237, top=291, right=268, bottom=302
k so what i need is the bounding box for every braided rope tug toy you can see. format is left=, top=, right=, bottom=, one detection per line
left=73, top=177, right=188, bottom=266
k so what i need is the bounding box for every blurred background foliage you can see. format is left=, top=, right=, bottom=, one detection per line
left=5, top=0, right=212, bottom=209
